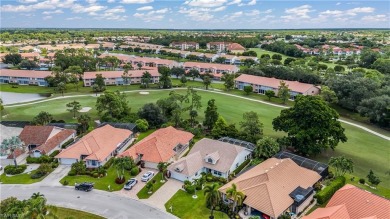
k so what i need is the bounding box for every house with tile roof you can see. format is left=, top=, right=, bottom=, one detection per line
left=55, top=125, right=132, bottom=168
left=219, top=158, right=321, bottom=219
left=168, top=138, right=252, bottom=182
left=19, top=126, right=76, bottom=157
left=0, top=69, right=51, bottom=86
left=235, top=74, right=320, bottom=100
left=83, top=69, right=160, bottom=86
left=119, top=126, right=194, bottom=169
left=303, top=184, right=390, bottom=219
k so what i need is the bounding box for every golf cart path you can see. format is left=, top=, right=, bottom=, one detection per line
left=5, top=88, right=390, bottom=141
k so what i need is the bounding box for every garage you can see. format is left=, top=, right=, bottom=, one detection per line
left=59, top=158, right=78, bottom=165
left=169, top=170, right=188, bottom=182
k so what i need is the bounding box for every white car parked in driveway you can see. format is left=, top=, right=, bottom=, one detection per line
left=141, top=171, right=155, bottom=182
left=124, top=178, right=138, bottom=190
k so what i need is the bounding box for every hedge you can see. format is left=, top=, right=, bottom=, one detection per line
left=61, top=138, right=75, bottom=149
left=315, top=176, right=346, bottom=205
left=49, top=150, right=60, bottom=157
left=4, top=165, right=27, bottom=175
left=233, top=159, right=251, bottom=175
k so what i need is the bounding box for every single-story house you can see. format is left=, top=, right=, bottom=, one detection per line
left=19, top=126, right=76, bottom=157
left=55, top=125, right=132, bottom=168
left=219, top=157, right=321, bottom=219
left=119, top=126, right=194, bottom=169
left=168, top=138, right=252, bottom=182
left=83, top=69, right=160, bottom=86
left=235, top=74, right=320, bottom=100
left=303, top=184, right=390, bottom=219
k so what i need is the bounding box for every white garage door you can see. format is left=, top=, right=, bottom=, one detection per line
left=170, top=171, right=188, bottom=182
left=60, top=158, right=77, bottom=165
left=144, top=161, right=158, bottom=169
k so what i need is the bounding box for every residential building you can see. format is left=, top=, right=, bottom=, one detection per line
left=83, top=69, right=160, bottom=86
left=55, top=125, right=133, bottom=168
left=219, top=158, right=321, bottom=219
left=169, top=41, right=199, bottom=50
left=207, top=42, right=245, bottom=53
left=227, top=43, right=246, bottom=54
left=0, top=69, right=51, bottom=86
left=183, top=62, right=240, bottom=74
left=235, top=74, right=320, bottom=100
left=119, top=126, right=194, bottom=169
left=303, top=184, right=390, bottom=219
left=168, top=138, right=252, bottom=182
left=19, top=126, right=76, bottom=157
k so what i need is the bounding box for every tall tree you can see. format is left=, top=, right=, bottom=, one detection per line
left=273, top=95, right=347, bottom=156
left=66, top=100, right=82, bottom=118
left=255, top=137, right=280, bottom=159
left=243, top=85, right=253, bottom=95
left=55, top=82, right=66, bottom=96
left=33, top=111, right=53, bottom=125
left=0, top=136, right=25, bottom=167
left=265, top=90, right=275, bottom=101
left=186, top=87, right=202, bottom=127
left=204, top=183, right=221, bottom=219
left=367, top=169, right=381, bottom=187
left=141, top=71, right=152, bottom=88
left=320, top=85, right=338, bottom=104
left=158, top=66, right=172, bottom=89
left=77, top=114, right=91, bottom=133
left=64, top=65, right=83, bottom=79
left=358, top=95, right=390, bottom=128
left=114, top=157, right=134, bottom=181
left=2, top=53, right=22, bottom=66
left=138, top=103, right=166, bottom=128
left=226, top=183, right=245, bottom=213
left=222, top=74, right=235, bottom=91
left=96, top=90, right=130, bottom=121
left=171, top=66, right=185, bottom=78
left=328, top=156, right=354, bottom=177
left=278, top=81, right=291, bottom=104
left=189, top=69, right=200, bottom=81
left=180, top=74, right=187, bottom=86
left=239, top=111, right=263, bottom=143
left=203, top=99, right=219, bottom=130
left=203, top=75, right=212, bottom=90
left=211, top=116, right=238, bottom=139
left=122, top=64, right=132, bottom=86
left=94, top=74, right=106, bottom=92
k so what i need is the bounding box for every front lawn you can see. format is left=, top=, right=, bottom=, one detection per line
left=165, top=189, right=229, bottom=219
left=48, top=206, right=105, bottom=219
left=59, top=166, right=131, bottom=192
left=0, top=169, right=46, bottom=184
left=137, top=172, right=165, bottom=199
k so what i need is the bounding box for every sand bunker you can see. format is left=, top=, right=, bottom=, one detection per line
left=139, top=92, right=150, bottom=95
left=79, top=107, right=92, bottom=112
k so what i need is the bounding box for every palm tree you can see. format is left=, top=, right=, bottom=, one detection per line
left=77, top=114, right=91, bottom=133
left=31, top=192, right=45, bottom=199
left=141, top=71, right=152, bottom=88
left=113, top=157, right=134, bottom=181
left=0, top=136, right=25, bottom=167
left=204, top=183, right=221, bottom=219
left=157, top=162, right=168, bottom=182
left=226, top=183, right=245, bottom=213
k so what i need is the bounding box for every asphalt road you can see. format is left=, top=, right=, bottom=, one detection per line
left=0, top=184, right=177, bottom=219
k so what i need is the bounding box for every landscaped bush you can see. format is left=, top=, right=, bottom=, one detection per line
left=63, top=180, right=69, bottom=186
left=49, top=150, right=60, bottom=157
left=26, top=157, right=40, bottom=164
left=4, top=165, right=27, bottom=175
left=61, top=138, right=75, bottom=149
left=315, top=176, right=346, bottom=205
left=67, top=169, right=76, bottom=176
left=36, top=163, right=52, bottom=175
left=26, top=155, right=53, bottom=164
left=130, top=167, right=139, bottom=176
left=30, top=172, right=46, bottom=179
left=313, top=182, right=322, bottom=191
left=184, top=185, right=195, bottom=194
left=93, top=172, right=99, bottom=178
left=233, top=159, right=250, bottom=175
left=115, top=177, right=126, bottom=184
left=51, top=162, right=59, bottom=168
left=327, top=171, right=334, bottom=179
left=359, top=178, right=365, bottom=184
left=103, top=158, right=114, bottom=169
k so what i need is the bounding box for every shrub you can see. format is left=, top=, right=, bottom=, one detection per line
left=26, top=157, right=41, bottom=164
left=315, top=176, right=346, bottom=205
left=37, top=163, right=52, bottom=175
left=93, top=172, right=99, bottom=178
left=115, top=177, right=126, bottom=184
left=67, top=170, right=76, bottom=176
left=103, top=158, right=114, bottom=169
left=49, top=150, right=60, bottom=157
left=4, top=165, right=27, bottom=175
left=63, top=180, right=69, bottom=186
left=185, top=185, right=195, bottom=194
left=61, top=138, right=75, bottom=149
left=39, top=155, right=53, bottom=163
left=359, top=178, right=365, bottom=184
left=30, top=172, right=45, bottom=179
left=206, top=176, right=214, bottom=182
left=51, top=162, right=59, bottom=168
left=130, top=167, right=139, bottom=176
left=313, top=182, right=322, bottom=191
left=327, top=171, right=334, bottom=179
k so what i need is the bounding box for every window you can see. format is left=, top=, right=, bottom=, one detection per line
left=213, top=170, right=222, bottom=176
left=91, top=160, right=97, bottom=166
left=207, top=158, right=213, bottom=163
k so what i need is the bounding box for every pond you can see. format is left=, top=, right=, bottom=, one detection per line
left=0, top=92, right=50, bottom=105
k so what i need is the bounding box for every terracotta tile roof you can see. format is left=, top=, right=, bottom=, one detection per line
left=304, top=184, right=390, bottom=219
left=83, top=69, right=159, bottom=79
left=19, top=126, right=55, bottom=146
left=119, top=126, right=194, bottom=163
left=235, top=74, right=318, bottom=94
left=168, top=138, right=250, bottom=176
left=302, top=204, right=351, bottom=219
left=56, top=125, right=132, bottom=162
left=227, top=43, right=245, bottom=51
left=219, top=158, right=321, bottom=218
left=35, top=129, right=76, bottom=155
left=0, top=69, right=52, bottom=79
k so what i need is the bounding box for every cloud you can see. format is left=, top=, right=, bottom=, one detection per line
left=120, top=0, right=153, bottom=4
left=133, top=8, right=169, bottom=22
left=179, top=7, right=214, bottom=21
left=247, top=0, right=256, bottom=6
left=319, top=7, right=375, bottom=18
left=105, top=6, right=125, bottom=13
left=72, top=4, right=107, bottom=13
left=184, top=0, right=227, bottom=8
left=86, top=0, right=97, bottom=4
left=137, top=6, right=153, bottom=11
left=19, top=0, right=38, bottom=3
left=66, top=16, right=82, bottom=20
left=42, top=9, right=63, bottom=14
left=281, top=5, right=314, bottom=21
left=361, top=14, right=387, bottom=22
left=227, top=0, right=241, bottom=5
left=336, top=2, right=341, bottom=6
left=1, top=0, right=75, bottom=12
left=213, top=6, right=226, bottom=12
left=107, top=0, right=115, bottom=2
left=43, top=16, right=52, bottom=20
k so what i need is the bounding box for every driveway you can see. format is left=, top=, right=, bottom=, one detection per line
left=1, top=184, right=177, bottom=219
left=115, top=167, right=155, bottom=199
left=38, top=165, right=71, bottom=186
left=144, top=179, right=183, bottom=211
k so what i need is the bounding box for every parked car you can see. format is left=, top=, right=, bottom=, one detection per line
left=124, top=178, right=138, bottom=190
left=0, top=165, right=3, bottom=170
left=141, top=171, right=155, bottom=182
left=75, top=182, right=94, bottom=192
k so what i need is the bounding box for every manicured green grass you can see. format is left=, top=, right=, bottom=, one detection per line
left=165, top=189, right=229, bottom=219
left=49, top=206, right=105, bottom=219
left=4, top=89, right=390, bottom=194
left=344, top=173, right=390, bottom=199
left=0, top=169, right=46, bottom=184
left=137, top=129, right=156, bottom=141
left=137, top=172, right=165, bottom=199
left=59, top=166, right=131, bottom=191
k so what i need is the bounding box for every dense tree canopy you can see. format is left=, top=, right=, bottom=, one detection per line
left=273, top=95, right=347, bottom=156
left=96, top=91, right=130, bottom=121
left=203, top=99, right=219, bottom=130
left=138, top=103, right=166, bottom=128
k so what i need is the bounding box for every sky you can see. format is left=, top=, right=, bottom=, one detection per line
left=0, top=0, right=389, bottom=29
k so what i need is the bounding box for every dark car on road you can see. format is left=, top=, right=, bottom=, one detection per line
left=75, top=182, right=94, bottom=192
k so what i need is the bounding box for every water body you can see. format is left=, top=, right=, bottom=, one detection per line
left=0, top=92, right=50, bottom=105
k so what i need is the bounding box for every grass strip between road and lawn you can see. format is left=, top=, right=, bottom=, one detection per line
left=48, top=206, right=105, bottom=219
left=137, top=172, right=165, bottom=199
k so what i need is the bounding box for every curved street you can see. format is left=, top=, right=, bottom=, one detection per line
left=0, top=184, right=177, bottom=219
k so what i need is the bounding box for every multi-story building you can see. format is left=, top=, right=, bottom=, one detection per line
left=169, top=41, right=199, bottom=50
left=0, top=69, right=50, bottom=86
left=83, top=69, right=160, bottom=86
